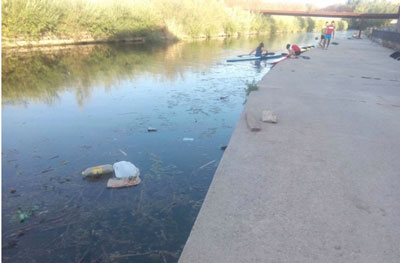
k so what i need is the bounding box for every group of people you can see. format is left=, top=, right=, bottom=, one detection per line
left=249, top=20, right=336, bottom=59
left=319, top=21, right=336, bottom=49
left=249, top=42, right=302, bottom=58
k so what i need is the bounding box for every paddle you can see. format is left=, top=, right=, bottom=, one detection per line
left=238, top=52, right=276, bottom=57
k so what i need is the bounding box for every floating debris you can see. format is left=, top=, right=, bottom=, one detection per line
left=199, top=160, right=216, bottom=169
left=113, top=161, right=140, bottom=178
left=107, top=176, right=141, bottom=189
left=219, top=96, right=228, bottom=100
left=106, top=161, right=141, bottom=188
left=49, top=155, right=59, bottom=160
left=2, top=240, right=18, bottom=249
left=10, top=189, right=16, bottom=194
left=82, top=164, right=114, bottom=178
left=14, top=206, right=40, bottom=223
left=80, top=145, right=92, bottom=150
left=147, top=127, right=157, bottom=132
left=41, top=167, right=54, bottom=174
left=220, top=146, right=227, bottom=150
left=119, top=149, right=128, bottom=156
left=18, top=211, right=29, bottom=222
left=183, top=138, right=194, bottom=141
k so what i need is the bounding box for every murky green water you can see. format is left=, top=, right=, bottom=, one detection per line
left=3, top=32, right=318, bottom=262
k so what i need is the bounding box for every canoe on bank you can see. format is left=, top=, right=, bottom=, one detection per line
left=226, top=44, right=316, bottom=63
left=227, top=53, right=286, bottom=62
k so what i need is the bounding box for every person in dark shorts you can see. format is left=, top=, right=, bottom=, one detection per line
left=319, top=21, right=328, bottom=47
left=249, top=42, right=268, bottom=57
left=286, top=44, right=301, bottom=58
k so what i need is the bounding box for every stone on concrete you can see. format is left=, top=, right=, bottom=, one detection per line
left=245, top=112, right=261, bottom=131
left=261, top=110, right=277, bottom=123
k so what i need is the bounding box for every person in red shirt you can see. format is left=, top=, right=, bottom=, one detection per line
left=323, top=21, right=336, bottom=49
left=286, top=44, right=301, bottom=58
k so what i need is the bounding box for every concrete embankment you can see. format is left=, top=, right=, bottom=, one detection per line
left=179, top=38, right=400, bottom=262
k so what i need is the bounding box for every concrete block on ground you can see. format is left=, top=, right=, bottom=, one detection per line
left=245, top=112, right=261, bottom=131
left=262, top=110, right=277, bottom=123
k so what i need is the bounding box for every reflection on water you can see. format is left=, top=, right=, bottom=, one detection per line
left=3, top=32, right=318, bottom=262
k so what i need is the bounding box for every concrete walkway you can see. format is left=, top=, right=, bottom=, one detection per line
left=179, top=38, right=400, bottom=263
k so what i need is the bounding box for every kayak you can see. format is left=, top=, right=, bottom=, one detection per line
left=226, top=53, right=286, bottom=62
left=226, top=45, right=315, bottom=63
left=300, top=46, right=315, bottom=53
left=301, top=45, right=315, bottom=50
left=269, top=56, right=289, bottom=64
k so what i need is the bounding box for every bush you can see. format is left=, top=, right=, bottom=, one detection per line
left=346, top=0, right=399, bottom=29
left=2, top=0, right=350, bottom=41
left=2, top=0, right=62, bottom=39
left=245, top=80, right=259, bottom=95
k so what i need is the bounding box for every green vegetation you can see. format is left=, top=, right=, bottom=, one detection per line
left=345, top=0, right=400, bottom=29
left=245, top=80, right=259, bottom=95
left=2, top=0, right=161, bottom=40
left=2, top=0, right=348, bottom=43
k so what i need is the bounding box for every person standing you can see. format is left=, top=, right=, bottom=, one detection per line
left=319, top=22, right=328, bottom=47
left=323, top=21, right=336, bottom=49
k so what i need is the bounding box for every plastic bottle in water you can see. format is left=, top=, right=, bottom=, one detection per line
left=82, top=164, right=114, bottom=178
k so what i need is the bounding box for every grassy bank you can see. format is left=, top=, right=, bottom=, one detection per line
left=2, top=0, right=348, bottom=45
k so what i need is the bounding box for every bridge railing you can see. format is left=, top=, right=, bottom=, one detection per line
left=248, top=7, right=400, bottom=36
left=251, top=9, right=399, bottom=19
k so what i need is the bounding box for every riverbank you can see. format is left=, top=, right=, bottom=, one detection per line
left=179, top=38, right=400, bottom=262
left=2, top=0, right=349, bottom=50
left=0, top=31, right=261, bottom=49
left=1, top=36, right=148, bottom=49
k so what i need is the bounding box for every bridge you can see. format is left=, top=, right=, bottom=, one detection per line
left=254, top=10, right=399, bottom=19
left=250, top=7, right=400, bottom=37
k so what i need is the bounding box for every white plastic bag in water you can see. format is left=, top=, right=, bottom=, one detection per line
left=113, top=161, right=140, bottom=178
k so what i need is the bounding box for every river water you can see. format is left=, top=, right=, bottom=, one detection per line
left=3, top=32, right=320, bottom=262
